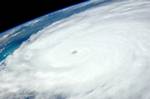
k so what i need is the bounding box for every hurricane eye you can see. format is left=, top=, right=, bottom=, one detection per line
left=71, top=50, right=78, bottom=55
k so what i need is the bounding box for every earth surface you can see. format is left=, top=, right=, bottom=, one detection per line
left=0, top=0, right=150, bottom=99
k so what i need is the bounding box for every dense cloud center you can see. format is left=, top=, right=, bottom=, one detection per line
left=0, top=0, right=150, bottom=99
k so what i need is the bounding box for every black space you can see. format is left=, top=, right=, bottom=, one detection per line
left=0, top=0, right=87, bottom=33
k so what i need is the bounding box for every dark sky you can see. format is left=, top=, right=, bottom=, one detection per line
left=0, top=0, right=87, bottom=33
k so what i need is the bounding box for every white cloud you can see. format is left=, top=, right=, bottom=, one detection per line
left=0, top=0, right=150, bottom=99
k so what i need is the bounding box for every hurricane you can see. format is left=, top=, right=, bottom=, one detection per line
left=0, top=0, right=150, bottom=99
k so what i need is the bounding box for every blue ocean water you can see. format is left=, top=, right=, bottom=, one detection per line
left=0, top=0, right=111, bottom=62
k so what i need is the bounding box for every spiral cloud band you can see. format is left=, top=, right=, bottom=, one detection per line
left=0, top=0, right=150, bottom=99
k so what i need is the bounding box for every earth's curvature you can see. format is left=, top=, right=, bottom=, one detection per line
left=0, top=0, right=150, bottom=99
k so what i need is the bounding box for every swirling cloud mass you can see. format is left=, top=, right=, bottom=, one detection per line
left=0, top=0, right=150, bottom=99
